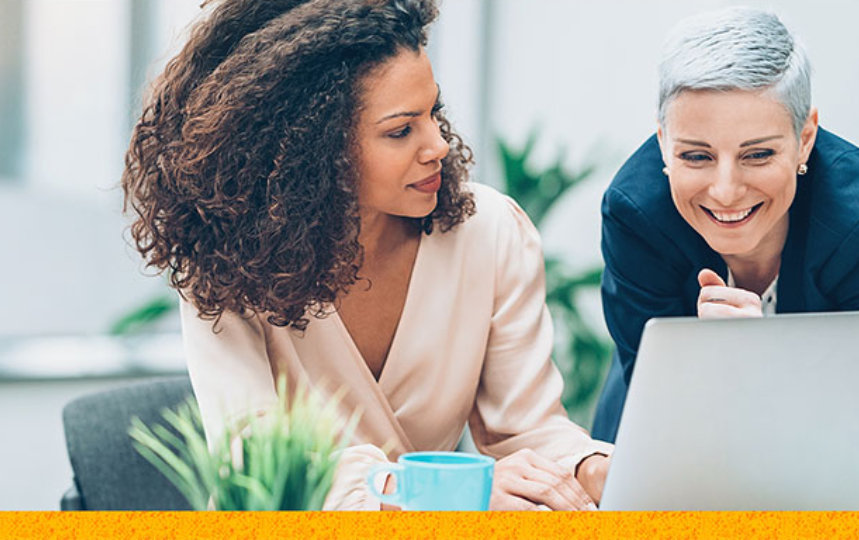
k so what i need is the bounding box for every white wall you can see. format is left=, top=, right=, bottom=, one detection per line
left=0, top=186, right=171, bottom=336
left=1, top=0, right=200, bottom=336
left=23, top=0, right=129, bottom=196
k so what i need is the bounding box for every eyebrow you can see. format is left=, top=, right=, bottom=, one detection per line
left=739, top=135, right=784, bottom=147
left=674, top=138, right=711, bottom=148
left=375, top=86, right=441, bottom=124
left=673, top=135, right=785, bottom=148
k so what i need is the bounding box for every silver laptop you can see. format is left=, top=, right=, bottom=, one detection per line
left=600, top=311, right=859, bottom=510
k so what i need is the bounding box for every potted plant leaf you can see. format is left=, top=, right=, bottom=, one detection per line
left=129, top=377, right=356, bottom=510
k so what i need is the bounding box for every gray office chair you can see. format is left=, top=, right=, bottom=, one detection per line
left=61, top=376, right=195, bottom=510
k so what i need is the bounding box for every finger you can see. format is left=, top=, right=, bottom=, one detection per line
left=501, top=477, right=592, bottom=511
left=698, top=301, right=762, bottom=319
left=500, top=449, right=569, bottom=482
left=698, top=286, right=762, bottom=310
left=519, top=466, right=587, bottom=509
left=698, top=268, right=726, bottom=288
left=520, top=449, right=572, bottom=479
left=519, top=450, right=597, bottom=508
left=489, top=492, right=542, bottom=511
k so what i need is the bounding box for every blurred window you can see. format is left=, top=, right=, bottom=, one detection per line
left=129, top=0, right=157, bottom=129
left=0, top=0, right=25, bottom=181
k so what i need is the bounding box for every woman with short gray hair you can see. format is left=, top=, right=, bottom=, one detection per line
left=592, top=7, right=859, bottom=443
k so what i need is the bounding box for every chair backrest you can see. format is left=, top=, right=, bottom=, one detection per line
left=61, top=376, right=195, bottom=510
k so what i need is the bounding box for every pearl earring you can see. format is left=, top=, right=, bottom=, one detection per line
left=797, top=163, right=808, bottom=176
left=662, top=166, right=670, bottom=176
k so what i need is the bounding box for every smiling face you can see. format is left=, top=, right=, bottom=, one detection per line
left=658, top=89, right=818, bottom=262
left=353, top=47, right=449, bottom=221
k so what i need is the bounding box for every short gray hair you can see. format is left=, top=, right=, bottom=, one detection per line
left=658, top=7, right=811, bottom=137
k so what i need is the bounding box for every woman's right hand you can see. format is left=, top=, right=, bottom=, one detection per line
left=697, top=269, right=763, bottom=319
left=489, top=449, right=597, bottom=511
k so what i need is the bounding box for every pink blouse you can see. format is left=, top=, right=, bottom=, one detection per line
left=181, top=182, right=613, bottom=509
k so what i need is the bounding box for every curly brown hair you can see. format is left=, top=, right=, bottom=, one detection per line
left=122, top=0, right=475, bottom=331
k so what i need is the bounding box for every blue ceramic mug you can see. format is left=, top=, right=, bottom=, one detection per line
left=367, top=451, right=495, bottom=510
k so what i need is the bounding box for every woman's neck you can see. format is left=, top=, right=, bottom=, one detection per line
left=358, top=210, right=419, bottom=263
left=723, top=254, right=781, bottom=296
left=721, top=215, right=789, bottom=296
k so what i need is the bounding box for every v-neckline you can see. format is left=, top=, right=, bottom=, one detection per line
left=333, top=231, right=426, bottom=388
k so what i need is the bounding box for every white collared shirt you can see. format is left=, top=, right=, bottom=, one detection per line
left=727, top=270, right=778, bottom=316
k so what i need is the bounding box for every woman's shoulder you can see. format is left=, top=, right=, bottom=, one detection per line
left=454, top=182, right=539, bottom=242
left=428, top=182, right=542, bottom=270
left=812, top=128, right=859, bottom=167
left=602, top=135, right=705, bottom=257
left=799, top=128, right=859, bottom=276
left=179, top=295, right=267, bottom=340
left=606, top=135, right=666, bottom=200
left=466, top=181, right=513, bottom=214
left=805, top=128, right=859, bottom=235
left=603, top=135, right=679, bottom=227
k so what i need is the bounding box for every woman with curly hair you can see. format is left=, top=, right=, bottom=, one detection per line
left=123, top=0, right=611, bottom=510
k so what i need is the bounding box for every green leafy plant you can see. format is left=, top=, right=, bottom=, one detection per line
left=128, top=377, right=356, bottom=510
left=109, top=293, right=176, bottom=335
left=497, top=132, right=612, bottom=428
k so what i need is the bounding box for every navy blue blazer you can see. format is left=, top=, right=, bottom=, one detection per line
left=592, top=128, right=859, bottom=443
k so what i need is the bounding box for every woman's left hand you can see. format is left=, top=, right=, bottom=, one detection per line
left=489, top=449, right=597, bottom=510
left=697, top=269, right=763, bottom=319
left=575, top=454, right=611, bottom=506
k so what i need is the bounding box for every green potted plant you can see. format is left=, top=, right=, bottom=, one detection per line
left=129, top=377, right=356, bottom=510
left=497, top=132, right=612, bottom=428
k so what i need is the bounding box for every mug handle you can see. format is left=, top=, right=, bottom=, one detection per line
left=367, top=463, right=405, bottom=506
